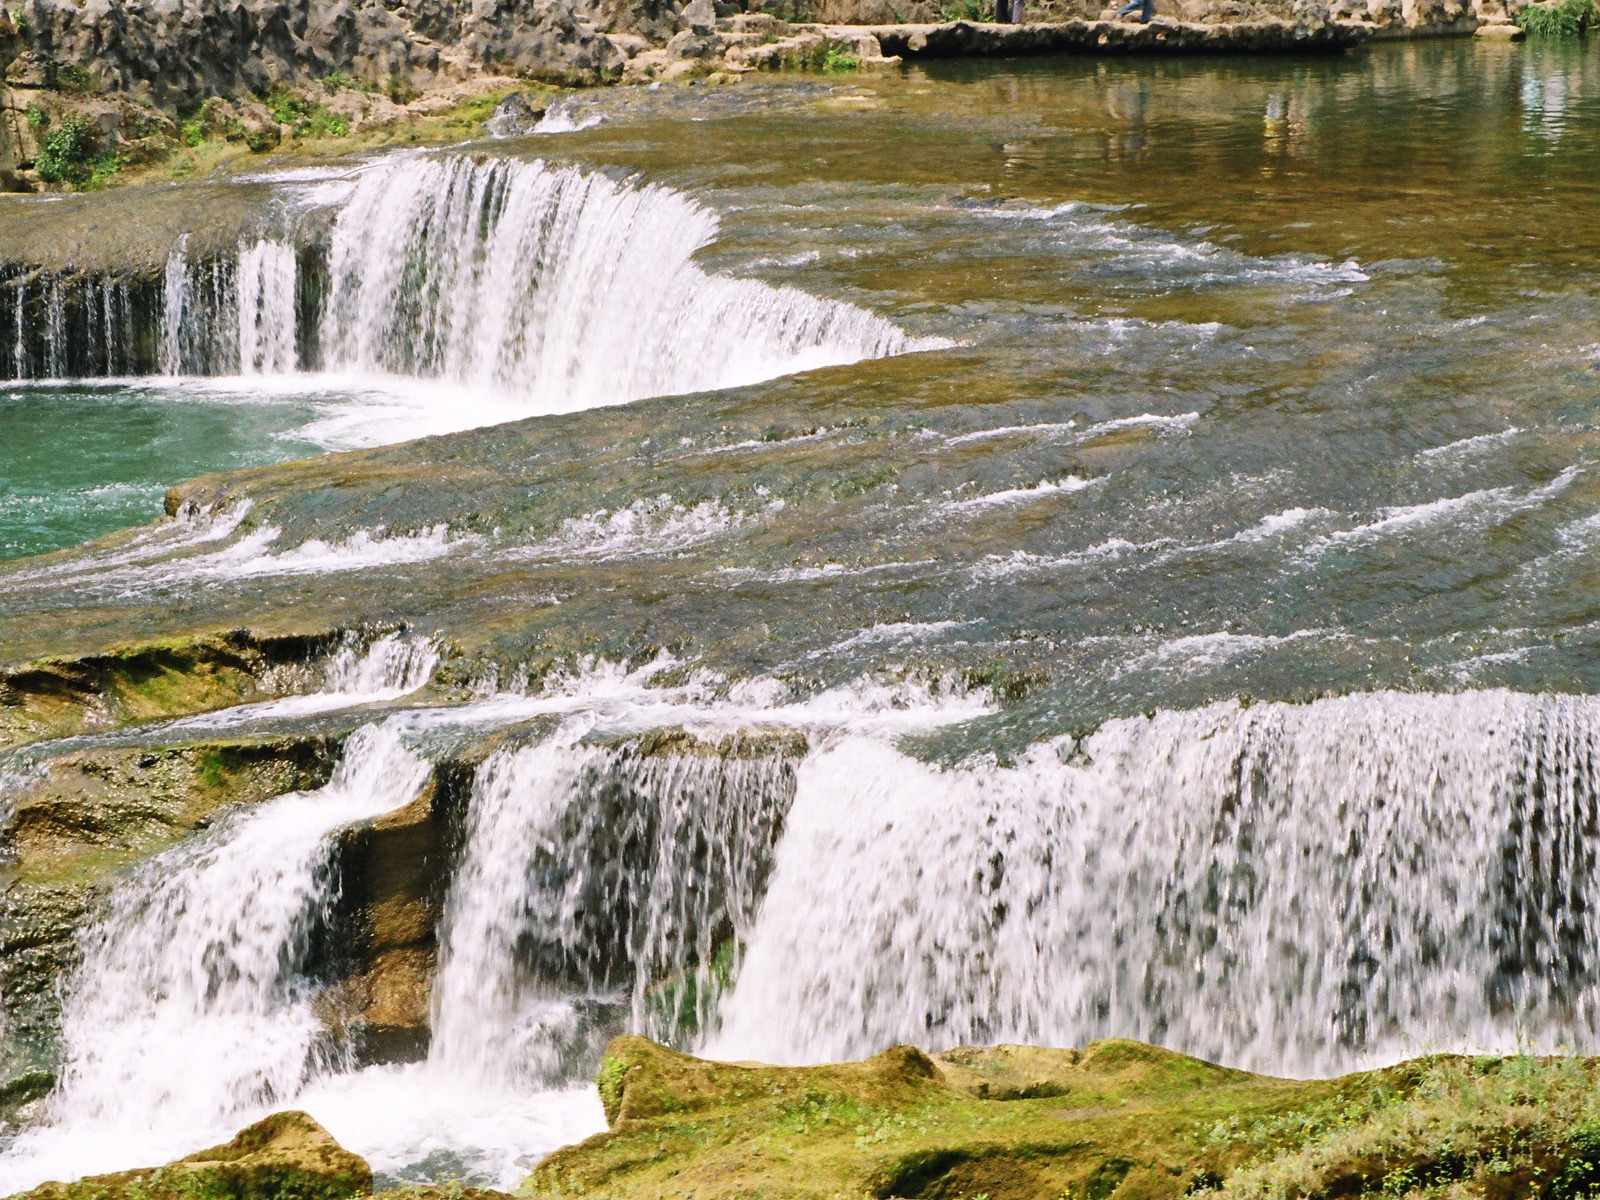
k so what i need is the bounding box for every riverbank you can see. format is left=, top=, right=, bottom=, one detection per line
left=0, top=0, right=1538, bottom=194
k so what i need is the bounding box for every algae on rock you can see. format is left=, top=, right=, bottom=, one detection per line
left=12, top=1110, right=372, bottom=1200
left=533, top=1037, right=1600, bottom=1200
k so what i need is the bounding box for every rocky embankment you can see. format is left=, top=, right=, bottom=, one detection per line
left=11, top=1037, right=1600, bottom=1198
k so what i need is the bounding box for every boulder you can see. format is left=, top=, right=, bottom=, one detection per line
left=14, top=1111, right=371, bottom=1200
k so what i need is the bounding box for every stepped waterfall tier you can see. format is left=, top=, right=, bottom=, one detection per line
left=3, top=41, right=1600, bottom=1200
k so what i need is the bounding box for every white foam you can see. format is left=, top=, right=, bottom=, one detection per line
left=517, top=495, right=753, bottom=561
left=0, top=723, right=432, bottom=1195
left=947, top=476, right=1098, bottom=510
left=808, top=621, right=968, bottom=657
left=1416, top=427, right=1524, bottom=461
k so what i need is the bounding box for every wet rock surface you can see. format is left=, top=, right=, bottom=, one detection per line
left=11, top=1110, right=373, bottom=1200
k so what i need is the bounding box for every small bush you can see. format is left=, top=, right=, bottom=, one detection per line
left=178, top=114, right=207, bottom=146
left=821, top=45, right=859, bottom=71
left=34, top=113, right=96, bottom=183
left=1517, top=0, right=1595, bottom=34
left=940, top=0, right=988, bottom=18
left=259, top=86, right=350, bottom=138
left=24, top=101, right=48, bottom=129
left=386, top=73, right=420, bottom=105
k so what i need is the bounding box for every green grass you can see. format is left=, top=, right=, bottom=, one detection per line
left=1517, top=0, right=1596, bottom=34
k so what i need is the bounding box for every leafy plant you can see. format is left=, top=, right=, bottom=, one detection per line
left=1517, top=0, right=1595, bottom=34
left=386, top=72, right=420, bottom=105
left=34, top=113, right=96, bottom=183
left=24, top=100, right=47, bottom=129
left=820, top=45, right=859, bottom=71
left=259, top=86, right=350, bottom=138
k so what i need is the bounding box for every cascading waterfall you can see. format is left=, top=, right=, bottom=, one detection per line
left=235, top=239, right=298, bottom=376
left=320, top=156, right=924, bottom=408
left=0, top=155, right=926, bottom=396
left=428, top=726, right=798, bottom=1087
left=709, top=689, right=1600, bottom=1075
left=160, top=235, right=189, bottom=376
left=12, top=722, right=431, bottom=1183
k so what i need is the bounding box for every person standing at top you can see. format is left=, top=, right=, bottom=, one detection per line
left=1117, top=0, right=1154, bottom=19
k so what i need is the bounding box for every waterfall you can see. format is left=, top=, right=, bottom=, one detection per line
left=161, top=235, right=189, bottom=377
left=2, top=155, right=927, bottom=396
left=236, top=239, right=298, bottom=376
left=428, top=726, right=798, bottom=1087
left=321, top=155, right=924, bottom=408
left=708, top=690, right=1600, bottom=1075
left=17, top=722, right=431, bottom=1182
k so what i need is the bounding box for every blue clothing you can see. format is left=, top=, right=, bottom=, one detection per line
left=1117, top=0, right=1154, bottom=19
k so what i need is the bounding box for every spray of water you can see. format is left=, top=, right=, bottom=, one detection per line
left=711, top=690, right=1600, bottom=1074
left=0, top=722, right=431, bottom=1190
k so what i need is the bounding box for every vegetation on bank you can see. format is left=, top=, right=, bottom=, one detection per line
left=11, top=71, right=532, bottom=193
left=530, top=1037, right=1600, bottom=1200
left=1517, top=0, right=1597, bottom=35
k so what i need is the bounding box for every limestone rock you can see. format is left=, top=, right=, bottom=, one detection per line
left=14, top=1111, right=372, bottom=1200
left=485, top=88, right=549, bottom=134
left=461, top=0, right=625, bottom=83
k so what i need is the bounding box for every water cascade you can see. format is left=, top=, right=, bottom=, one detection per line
left=235, top=239, right=299, bottom=376
left=19, top=722, right=431, bottom=1181
left=429, top=726, right=800, bottom=1087
left=321, top=156, right=923, bottom=409
left=710, top=689, right=1600, bottom=1075
left=0, top=156, right=925, bottom=400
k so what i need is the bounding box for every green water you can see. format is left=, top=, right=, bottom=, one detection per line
left=2, top=38, right=1600, bottom=753
left=0, top=384, right=322, bottom=561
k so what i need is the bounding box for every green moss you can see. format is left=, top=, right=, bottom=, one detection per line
left=820, top=46, right=859, bottom=72
left=529, top=1040, right=1600, bottom=1200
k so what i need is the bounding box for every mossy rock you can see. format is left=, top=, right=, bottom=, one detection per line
left=12, top=1110, right=371, bottom=1199
left=533, top=1039, right=1600, bottom=1200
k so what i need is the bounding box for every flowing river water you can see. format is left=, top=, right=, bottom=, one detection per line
left=2, top=35, right=1600, bottom=1193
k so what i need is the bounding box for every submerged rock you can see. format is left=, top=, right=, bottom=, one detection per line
left=13, top=1111, right=371, bottom=1200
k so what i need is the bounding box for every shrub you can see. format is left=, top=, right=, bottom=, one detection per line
left=259, top=86, right=350, bottom=138
left=24, top=101, right=47, bottom=129
left=386, top=73, right=420, bottom=105
left=1517, top=0, right=1595, bottom=34
left=821, top=45, right=859, bottom=71
left=940, top=0, right=988, bottom=18
left=34, top=113, right=96, bottom=183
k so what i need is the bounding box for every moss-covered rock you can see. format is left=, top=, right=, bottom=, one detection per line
left=0, top=629, right=345, bottom=751
left=11, top=1110, right=371, bottom=1199
left=532, top=1038, right=1600, bottom=1200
